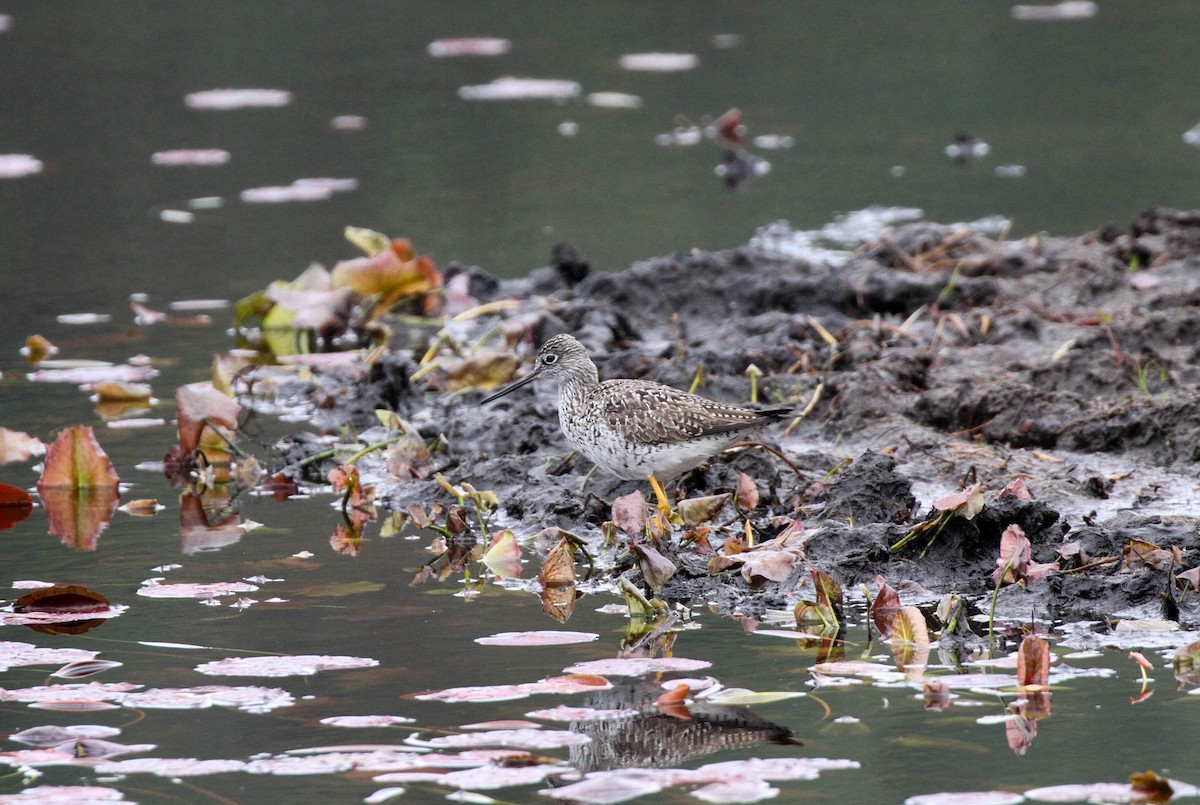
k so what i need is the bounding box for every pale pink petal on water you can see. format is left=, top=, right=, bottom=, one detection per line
left=11, top=725, right=120, bottom=746
left=698, top=757, right=861, bottom=780
left=0, top=748, right=85, bottom=767
left=460, top=720, right=542, bottom=730
left=106, top=418, right=167, bottom=430
left=691, top=778, right=780, bottom=803
left=440, top=763, right=564, bottom=790
left=29, top=700, right=121, bottom=712
left=0, top=681, right=140, bottom=704
left=170, top=298, right=229, bottom=311
left=0, top=154, right=43, bottom=178
left=458, top=77, right=581, bottom=101
left=54, top=313, right=112, bottom=325
left=428, top=38, right=511, bottom=57
left=1011, top=2, right=1097, bottom=21
left=151, top=149, right=231, bottom=167
left=0, top=642, right=100, bottom=671
left=562, top=657, right=710, bottom=676
left=319, top=715, right=416, bottom=728
left=475, top=630, right=598, bottom=646
left=185, top=89, right=292, bottom=109
left=416, top=674, right=610, bottom=702
left=1023, top=783, right=1145, bottom=802
left=617, top=52, right=698, bottom=71
left=11, top=580, right=55, bottom=589
left=904, top=793, right=1026, bottom=805
left=0, top=785, right=127, bottom=803
left=93, top=757, right=247, bottom=776
left=539, top=772, right=665, bottom=803
left=331, top=115, right=367, bottom=130
left=28, top=364, right=156, bottom=384
left=194, top=654, right=378, bottom=677
left=241, top=184, right=333, bottom=203
left=0, top=15, right=13, bottom=33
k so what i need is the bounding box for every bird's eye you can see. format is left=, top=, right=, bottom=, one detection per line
left=543, top=353, right=558, bottom=365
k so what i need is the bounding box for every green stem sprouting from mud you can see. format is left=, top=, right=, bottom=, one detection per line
left=987, top=558, right=1017, bottom=644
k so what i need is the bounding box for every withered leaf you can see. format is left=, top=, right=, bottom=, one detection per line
left=539, top=537, right=576, bottom=585
left=38, top=426, right=119, bottom=490
left=612, top=490, right=648, bottom=537
left=1016, top=635, right=1050, bottom=687
left=735, top=472, right=759, bottom=510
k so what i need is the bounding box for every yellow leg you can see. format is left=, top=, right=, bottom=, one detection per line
left=648, top=474, right=672, bottom=519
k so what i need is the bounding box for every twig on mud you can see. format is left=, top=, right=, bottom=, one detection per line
left=782, top=380, right=825, bottom=437
left=1057, top=555, right=1121, bottom=575
left=727, top=440, right=805, bottom=481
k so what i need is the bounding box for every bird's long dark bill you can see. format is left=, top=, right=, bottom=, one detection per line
left=480, top=368, right=541, bottom=404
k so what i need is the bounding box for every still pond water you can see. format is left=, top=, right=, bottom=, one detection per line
left=3, top=3, right=1200, bottom=803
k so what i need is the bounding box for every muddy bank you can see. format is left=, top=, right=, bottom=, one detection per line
left=276, top=207, right=1200, bottom=632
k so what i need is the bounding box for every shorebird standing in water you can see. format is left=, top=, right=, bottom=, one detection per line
left=481, top=334, right=791, bottom=516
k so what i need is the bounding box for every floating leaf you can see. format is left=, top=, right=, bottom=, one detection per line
left=13, top=586, right=110, bottom=616
left=38, top=426, right=119, bottom=490
left=91, top=381, right=152, bottom=402
left=475, top=631, right=598, bottom=647
left=562, top=657, right=710, bottom=676
left=194, top=654, right=378, bottom=678
left=22, top=334, right=58, bottom=362
left=1016, top=636, right=1050, bottom=687
left=0, top=482, right=33, bottom=530
left=0, top=427, right=45, bottom=464
left=118, top=499, right=163, bottom=516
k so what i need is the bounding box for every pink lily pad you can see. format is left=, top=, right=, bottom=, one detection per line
left=151, top=149, right=231, bottom=167
left=0, top=641, right=100, bottom=671
left=194, top=654, right=378, bottom=677
left=319, top=715, right=416, bottom=728
left=475, top=631, right=598, bottom=646
left=0, top=153, right=43, bottom=178
left=0, top=785, right=127, bottom=802
left=428, top=38, right=511, bottom=57
left=904, top=793, right=1026, bottom=805
left=185, top=89, right=291, bottom=109
left=137, top=580, right=259, bottom=598
left=93, top=757, right=246, bottom=777
left=562, top=657, right=711, bottom=676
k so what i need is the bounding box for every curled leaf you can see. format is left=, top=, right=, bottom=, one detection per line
left=539, top=537, right=576, bottom=585
left=632, top=541, right=676, bottom=590
left=676, top=494, right=728, bottom=526
left=175, top=382, right=240, bottom=454
left=933, top=483, right=985, bottom=519
left=483, top=530, right=523, bottom=579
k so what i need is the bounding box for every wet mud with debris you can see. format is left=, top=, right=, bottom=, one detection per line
left=279, top=207, right=1200, bottom=632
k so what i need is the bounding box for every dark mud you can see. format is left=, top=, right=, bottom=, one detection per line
left=276, top=207, right=1200, bottom=633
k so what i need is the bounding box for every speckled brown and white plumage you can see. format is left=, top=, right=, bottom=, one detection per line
left=482, top=334, right=791, bottom=481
